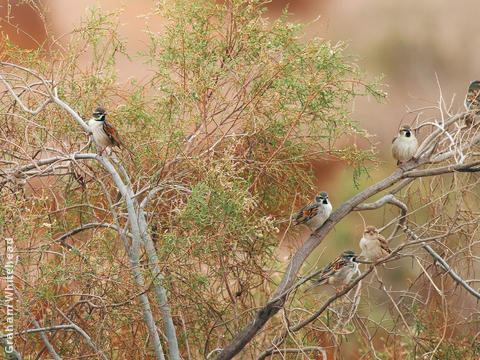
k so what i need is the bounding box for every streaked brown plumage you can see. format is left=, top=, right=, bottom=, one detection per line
left=294, top=192, right=332, bottom=232
left=304, top=250, right=358, bottom=292
left=359, top=225, right=391, bottom=262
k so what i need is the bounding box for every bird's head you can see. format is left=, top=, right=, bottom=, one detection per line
left=315, top=191, right=329, bottom=205
left=340, top=250, right=357, bottom=262
left=92, top=107, right=106, bottom=121
left=399, top=125, right=413, bottom=138
left=364, top=225, right=379, bottom=239
left=468, top=80, right=480, bottom=91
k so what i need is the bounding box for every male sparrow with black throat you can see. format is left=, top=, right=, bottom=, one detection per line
left=392, top=124, right=418, bottom=165
left=88, top=107, right=130, bottom=155
left=304, top=250, right=359, bottom=292
left=294, top=192, right=332, bottom=232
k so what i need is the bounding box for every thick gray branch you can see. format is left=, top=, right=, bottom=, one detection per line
left=1, top=65, right=173, bottom=360
left=215, top=112, right=480, bottom=359
left=56, top=308, right=109, bottom=360
left=138, top=208, right=181, bottom=360
left=54, top=222, right=132, bottom=244
left=259, top=346, right=326, bottom=359
left=29, top=317, right=61, bottom=360
left=403, top=160, right=480, bottom=178
left=354, top=193, right=407, bottom=239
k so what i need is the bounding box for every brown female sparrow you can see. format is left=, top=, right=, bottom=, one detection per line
left=359, top=226, right=391, bottom=263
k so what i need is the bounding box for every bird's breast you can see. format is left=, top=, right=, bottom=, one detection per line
left=88, top=119, right=111, bottom=147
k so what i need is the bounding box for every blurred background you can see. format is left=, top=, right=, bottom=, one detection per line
left=3, top=0, right=478, bottom=139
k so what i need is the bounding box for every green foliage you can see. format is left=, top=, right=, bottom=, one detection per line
left=132, top=1, right=383, bottom=350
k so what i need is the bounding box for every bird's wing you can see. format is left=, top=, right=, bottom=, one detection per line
left=304, top=257, right=347, bottom=292
left=378, top=234, right=391, bottom=254
left=294, top=203, right=319, bottom=225
left=304, top=278, right=326, bottom=292
left=466, top=82, right=480, bottom=109
left=467, top=90, right=480, bottom=107
left=103, top=121, right=123, bottom=147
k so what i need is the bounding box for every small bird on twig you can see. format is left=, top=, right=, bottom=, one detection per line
left=359, top=225, right=391, bottom=263
left=465, top=81, right=480, bottom=126
left=304, top=250, right=358, bottom=292
left=293, top=192, right=332, bottom=232
left=392, top=124, right=418, bottom=166
left=88, top=107, right=133, bottom=156
left=465, top=80, right=480, bottom=112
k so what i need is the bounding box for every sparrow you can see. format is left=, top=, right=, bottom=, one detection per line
left=88, top=107, right=128, bottom=155
left=294, top=192, right=332, bottom=232
left=464, top=81, right=480, bottom=126
left=359, top=226, right=391, bottom=263
left=391, top=124, right=418, bottom=165
left=465, top=80, right=480, bottom=112
left=305, top=250, right=358, bottom=292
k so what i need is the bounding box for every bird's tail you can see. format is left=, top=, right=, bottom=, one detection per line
left=304, top=276, right=327, bottom=293
left=118, top=142, right=137, bottom=166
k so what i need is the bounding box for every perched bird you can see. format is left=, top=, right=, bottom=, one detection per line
left=465, top=80, right=480, bottom=112
left=464, top=81, right=480, bottom=126
left=294, top=192, right=332, bottom=232
left=391, top=124, right=418, bottom=165
left=305, top=250, right=358, bottom=292
left=88, top=107, right=128, bottom=155
left=359, top=226, right=391, bottom=263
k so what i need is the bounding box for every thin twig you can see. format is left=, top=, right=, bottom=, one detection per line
left=401, top=226, right=480, bottom=300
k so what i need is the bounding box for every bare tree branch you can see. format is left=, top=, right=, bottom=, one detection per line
left=0, top=325, right=75, bottom=338
left=53, top=222, right=132, bottom=245
left=29, top=318, right=61, bottom=360
left=402, top=226, right=480, bottom=300
left=403, top=160, right=480, bottom=178
left=260, top=346, right=327, bottom=359
left=214, top=164, right=411, bottom=360
left=56, top=308, right=109, bottom=360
